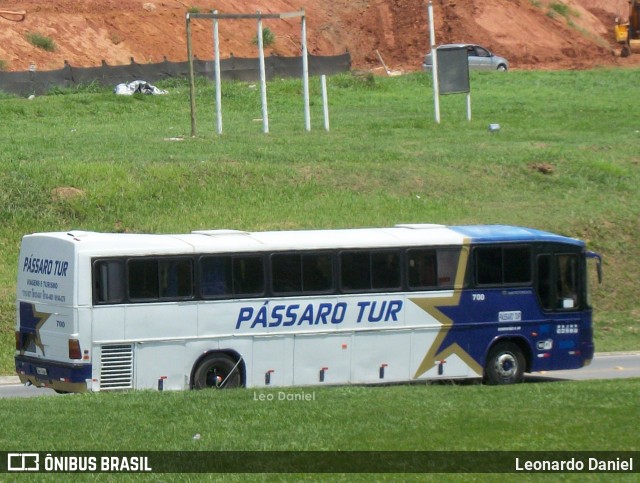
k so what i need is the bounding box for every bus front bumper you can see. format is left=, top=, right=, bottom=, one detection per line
left=15, top=355, right=91, bottom=393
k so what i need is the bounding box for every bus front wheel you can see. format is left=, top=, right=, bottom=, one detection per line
left=193, top=354, right=242, bottom=389
left=484, top=342, right=525, bottom=385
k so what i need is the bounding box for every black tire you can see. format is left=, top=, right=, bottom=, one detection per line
left=192, top=354, right=242, bottom=389
left=497, top=64, right=508, bottom=71
left=484, top=342, right=525, bottom=385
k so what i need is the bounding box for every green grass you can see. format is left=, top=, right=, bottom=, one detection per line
left=549, top=2, right=570, bottom=18
left=0, top=380, right=637, bottom=451
left=0, top=380, right=637, bottom=479
left=0, top=69, right=639, bottom=377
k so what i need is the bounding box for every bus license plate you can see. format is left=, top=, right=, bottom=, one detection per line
left=36, top=367, right=48, bottom=376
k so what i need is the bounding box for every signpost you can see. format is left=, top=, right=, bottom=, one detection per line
left=427, top=1, right=471, bottom=123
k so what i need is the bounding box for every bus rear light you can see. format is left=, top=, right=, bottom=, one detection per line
left=69, top=339, right=82, bottom=360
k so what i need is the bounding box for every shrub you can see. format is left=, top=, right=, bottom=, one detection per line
left=25, top=32, right=56, bottom=52
left=252, top=27, right=276, bottom=48
left=549, top=2, right=569, bottom=17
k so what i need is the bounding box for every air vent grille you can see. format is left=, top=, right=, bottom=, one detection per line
left=100, top=344, right=133, bottom=390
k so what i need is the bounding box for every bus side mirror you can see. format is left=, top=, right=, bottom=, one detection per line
left=586, top=251, right=603, bottom=284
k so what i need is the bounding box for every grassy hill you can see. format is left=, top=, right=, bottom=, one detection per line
left=0, top=69, right=639, bottom=376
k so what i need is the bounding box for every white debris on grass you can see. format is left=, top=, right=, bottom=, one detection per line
left=114, top=80, right=167, bottom=96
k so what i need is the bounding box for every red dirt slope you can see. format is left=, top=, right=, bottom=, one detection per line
left=0, top=0, right=637, bottom=73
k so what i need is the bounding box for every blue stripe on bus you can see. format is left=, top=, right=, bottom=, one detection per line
left=449, top=225, right=584, bottom=246
left=15, top=355, right=92, bottom=383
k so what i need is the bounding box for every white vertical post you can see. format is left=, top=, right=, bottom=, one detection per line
left=213, top=11, right=223, bottom=135
left=186, top=14, right=197, bottom=137
left=301, top=12, right=311, bottom=132
left=466, top=92, right=471, bottom=121
left=428, top=1, right=440, bottom=124
left=321, top=74, right=329, bottom=131
left=257, top=12, right=269, bottom=134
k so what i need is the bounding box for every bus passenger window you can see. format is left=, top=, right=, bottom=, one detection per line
left=128, top=259, right=159, bottom=300
left=408, top=249, right=437, bottom=288
left=408, top=249, right=460, bottom=289
left=233, top=256, right=264, bottom=296
left=94, top=260, right=125, bottom=304
left=476, top=247, right=502, bottom=285
left=504, top=246, right=531, bottom=283
left=340, top=252, right=370, bottom=291
left=201, top=256, right=232, bottom=297
left=302, top=253, right=333, bottom=292
left=159, top=259, right=193, bottom=298
left=341, top=251, right=400, bottom=291
left=437, top=249, right=461, bottom=287
left=371, top=251, right=400, bottom=289
left=272, top=254, right=302, bottom=293
left=475, top=246, right=531, bottom=286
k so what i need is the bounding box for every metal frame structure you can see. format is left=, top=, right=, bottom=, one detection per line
left=186, top=10, right=310, bottom=136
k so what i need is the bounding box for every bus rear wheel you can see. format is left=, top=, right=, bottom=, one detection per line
left=484, top=342, right=525, bottom=385
left=193, top=354, right=241, bottom=389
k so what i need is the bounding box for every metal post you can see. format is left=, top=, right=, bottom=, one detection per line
left=257, top=12, right=269, bottom=134
left=321, top=75, right=329, bottom=131
left=466, top=92, right=471, bottom=121
left=428, top=1, right=440, bottom=124
left=301, top=12, right=311, bottom=132
left=213, top=11, right=223, bottom=135
left=186, top=14, right=197, bottom=137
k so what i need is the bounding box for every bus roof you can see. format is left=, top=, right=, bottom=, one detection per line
left=23, top=225, right=584, bottom=256
left=449, top=225, right=584, bottom=246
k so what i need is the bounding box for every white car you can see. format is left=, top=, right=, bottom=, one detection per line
left=423, top=44, right=509, bottom=72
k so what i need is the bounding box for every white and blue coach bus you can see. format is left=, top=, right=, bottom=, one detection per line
left=15, top=224, right=602, bottom=392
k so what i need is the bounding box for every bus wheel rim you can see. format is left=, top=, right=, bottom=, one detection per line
left=495, top=353, right=517, bottom=378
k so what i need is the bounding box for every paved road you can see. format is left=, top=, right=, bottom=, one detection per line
left=1, top=352, right=639, bottom=398
left=0, top=383, right=56, bottom=398
left=526, top=351, right=640, bottom=382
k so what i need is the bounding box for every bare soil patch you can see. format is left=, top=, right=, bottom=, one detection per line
left=0, top=0, right=637, bottom=73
